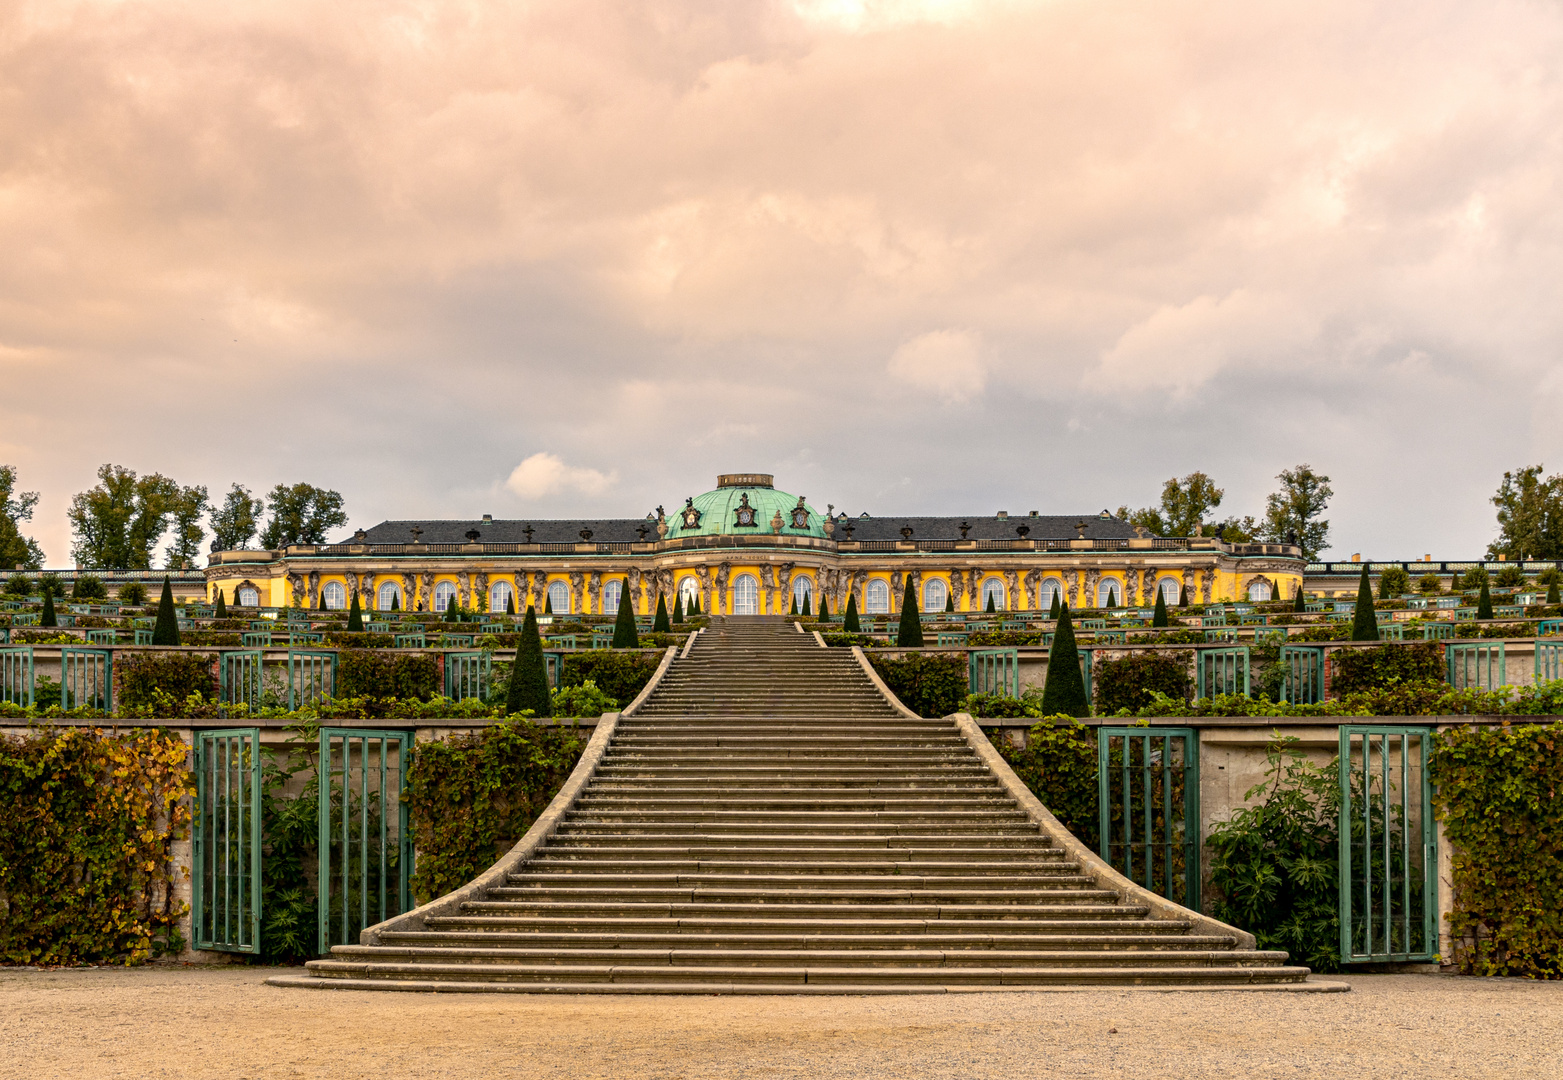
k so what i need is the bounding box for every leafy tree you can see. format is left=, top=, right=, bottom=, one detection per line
left=1152, top=588, right=1168, bottom=628
left=68, top=464, right=191, bottom=569
left=1214, top=516, right=1260, bottom=544
left=0, top=465, right=45, bottom=570
left=1476, top=578, right=1494, bottom=620
left=506, top=606, right=551, bottom=717
left=1117, top=471, right=1227, bottom=537
left=39, top=589, right=56, bottom=628
left=346, top=592, right=363, bottom=632
left=214, top=588, right=228, bottom=619
left=211, top=483, right=264, bottom=551
left=3, top=573, right=32, bottom=595
left=1418, top=573, right=1443, bottom=594
left=1350, top=565, right=1378, bottom=642
left=1462, top=565, right=1489, bottom=590
left=896, top=577, right=923, bottom=647
left=151, top=576, right=180, bottom=646
left=118, top=581, right=147, bottom=606
left=258, top=483, right=348, bottom=548
left=38, top=572, right=64, bottom=599
left=1487, top=466, right=1563, bottom=561
left=1262, top=464, right=1333, bottom=561
left=72, top=574, right=107, bottom=600
left=610, top=591, right=639, bottom=649
left=1378, top=566, right=1410, bottom=599
left=164, top=484, right=210, bottom=568
left=1040, top=605, right=1088, bottom=717
left=653, top=593, right=670, bottom=633
left=1494, top=565, right=1524, bottom=589
left=843, top=593, right=861, bottom=633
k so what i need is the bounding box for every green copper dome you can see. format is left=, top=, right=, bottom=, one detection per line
left=663, top=474, right=827, bottom=540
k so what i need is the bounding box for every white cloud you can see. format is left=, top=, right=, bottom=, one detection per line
left=887, top=329, right=985, bottom=402
left=505, top=453, right=616, bottom=500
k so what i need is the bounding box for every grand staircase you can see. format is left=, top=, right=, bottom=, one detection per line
left=270, top=617, right=1332, bottom=993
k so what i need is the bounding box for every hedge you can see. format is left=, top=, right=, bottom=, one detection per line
left=991, top=719, right=1098, bottom=848
left=1331, top=641, right=1443, bottom=696
left=1092, top=651, right=1192, bottom=715
left=336, top=650, right=441, bottom=701
left=867, top=653, right=967, bottom=717
left=558, top=651, right=662, bottom=705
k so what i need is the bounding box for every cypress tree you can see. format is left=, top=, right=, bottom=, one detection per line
left=1040, top=605, right=1089, bottom=717
left=692, top=595, right=701, bottom=616
left=1152, top=588, right=1168, bottom=628
left=390, top=592, right=400, bottom=612
left=653, top=593, right=671, bottom=633
left=897, top=577, right=924, bottom=647
left=1178, top=584, right=1190, bottom=607
left=802, top=593, right=812, bottom=617
left=506, top=592, right=516, bottom=616
left=944, top=592, right=954, bottom=613
left=986, top=592, right=997, bottom=613
left=1350, top=565, right=1379, bottom=642
left=543, top=590, right=553, bottom=615
left=506, top=606, right=551, bottom=717
left=1550, top=580, right=1561, bottom=606
left=1477, top=578, right=1494, bottom=620
left=672, top=592, right=685, bottom=624
left=214, top=589, right=227, bottom=619
left=1049, top=591, right=1062, bottom=620
left=1293, top=584, right=1307, bottom=612
left=319, top=591, right=327, bottom=610
left=610, top=593, right=639, bottom=648
left=40, top=589, right=57, bottom=628
left=818, top=595, right=829, bottom=620
left=790, top=594, right=798, bottom=616
left=346, top=592, right=364, bottom=632
left=151, top=576, right=180, bottom=646
left=843, top=593, right=861, bottom=632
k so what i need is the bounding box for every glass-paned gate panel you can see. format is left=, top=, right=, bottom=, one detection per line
left=289, top=650, right=337, bottom=710
left=1197, top=647, right=1249, bottom=698
left=60, top=648, right=113, bottom=710
left=969, top=648, right=1020, bottom=697
left=444, top=651, right=491, bottom=701
left=193, top=728, right=262, bottom=953
left=1446, top=643, right=1504, bottom=690
left=1338, top=726, right=1437, bottom=963
left=1098, top=728, right=1200, bottom=910
left=0, top=647, right=33, bottom=706
left=1280, top=646, right=1325, bottom=704
left=318, top=729, right=414, bottom=954
left=219, top=651, right=263, bottom=714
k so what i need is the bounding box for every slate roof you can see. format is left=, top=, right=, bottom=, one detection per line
left=359, top=519, right=654, bottom=545
left=835, top=514, right=1141, bottom=542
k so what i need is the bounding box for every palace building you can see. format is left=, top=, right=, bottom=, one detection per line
left=203, top=473, right=1307, bottom=615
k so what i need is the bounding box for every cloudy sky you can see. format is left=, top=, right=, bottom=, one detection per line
left=4, top=0, right=1561, bottom=565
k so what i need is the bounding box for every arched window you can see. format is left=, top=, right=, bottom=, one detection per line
left=865, top=579, right=890, bottom=614
left=321, top=581, right=346, bottom=611
left=1040, top=577, right=1064, bottom=612
left=237, top=586, right=260, bottom=608
left=678, top=577, right=700, bottom=611
left=433, top=581, right=457, bottom=613
left=602, top=579, right=623, bottom=615
left=547, top=581, right=571, bottom=615
left=377, top=581, right=401, bottom=611
left=923, top=577, right=948, bottom=613
left=791, top=576, right=814, bottom=614
left=489, top=579, right=514, bottom=614
left=1159, top=577, right=1182, bottom=604
left=1097, top=580, right=1120, bottom=609
left=732, top=574, right=759, bottom=615
left=980, top=577, right=1006, bottom=612
left=1248, top=580, right=1272, bottom=602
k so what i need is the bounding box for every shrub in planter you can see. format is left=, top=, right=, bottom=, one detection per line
left=71, top=574, right=107, bottom=601
left=118, top=582, right=147, bottom=606
left=337, top=650, right=440, bottom=701
left=117, top=652, right=217, bottom=714
left=559, top=650, right=661, bottom=704
left=1040, top=606, right=1088, bottom=717
left=1350, top=566, right=1378, bottom=642
left=867, top=653, right=965, bottom=717
left=1093, top=650, right=1193, bottom=715
left=992, top=718, right=1098, bottom=848
left=1418, top=573, right=1443, bottom=594
left=1378, top=566, right=1411, bottom=599
left=3, top=573, right=33, bottom=596
left=1494, top=565, right=1524, bottom=589
left=1330, top=641, right=1443, bottom=696
left=551, top=679, right=618, bottom=718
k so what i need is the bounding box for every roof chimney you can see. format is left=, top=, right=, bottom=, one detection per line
left=996, top=510, right=1008, bottom=519
left=482, top=514, right=492, bottom=522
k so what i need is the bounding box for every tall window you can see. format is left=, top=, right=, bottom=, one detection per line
left=1248, top=580, right=1272, bottom=602
left=923, top=577, right=948, bottom=613
left=377, top=581, right=401, bottom=611
left=733, top=574, right=759, bottom=615
left=433, top=581, right=457, bottom=612
left=865, top=579, right=890, bottom=614
left=237, top=586, right=260, bottom=607
left=547, top=581, right=570, bottom=614
left=791, top=576, right=813, bottom=613
left=490, top=580, right=514, bottom=614
left=322, top=581, right=346, bottom=610
left=1159, top=577, right=1181, bottom=604
left=1097, top=580, right=1120, bottom=608
left=679, top=577, right=700, bottom=610
left=1040, top=578, right=1063, bottom=611
left=980, top=577, right=1006, bottom=612
left=602, top=579, right=623, bottom=615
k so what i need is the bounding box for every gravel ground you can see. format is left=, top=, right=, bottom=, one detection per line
left=2, top=967, right=1560, bottom=1079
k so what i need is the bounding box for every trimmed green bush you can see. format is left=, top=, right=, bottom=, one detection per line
left=345, top=593, right=363, bottom=632
left=1477, top=578, right=1494, bottom=620
left=672, top=593, right=684, bottom=624
left=551, top=679, right=618, bottom=718
left=653, top=594, right=670, bottom=633
left=39, top=590, right=56, bottom=628
left=559, top=650, right=661, bottom=704
left=1294, top=584, right=1307, bottom=612
left=1049, top=591, right=1061, bottom=620
left=1350, top=566, right=1378, bottom=642
left=506, top=606, right=551, bottom=717
left=843, top=593, right=861, bottom=633
left=337, top=650, right=440, bottom=701
left=214, top=589, right=227, bottom=619
left=1092, top=650, right=1192, bottom=715
left=986, top=592, right=997, bottom=613
left=1152, top=589, right=1168, bottom=627
left=867, top=653, right=964, bottom=717
left=1330, top=641, right=1444, bottom=696
left=117, top=652, right=216, bottom=715
left=1378, top=566, right=1411, bottom=599
left=151, top=577, right=179, bottom=646
left=1040, top=606, right=1088, bottom=717
left=896, top=578, right=923, bottom=647
left=610, top=593, right=639, bottom=649
left=71, top=574, right=107, bottom=601
left=991, top=719, right=1098, bottom=848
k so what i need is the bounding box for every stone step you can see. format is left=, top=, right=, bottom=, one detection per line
left=531, top=845, right=1068, bottom=861
left=379, top=929, right=1218, bottom=950
left=502, top=872, right=1099, bottom=889
left=458, top=899, right=1131, bottom=917
left=424, top=913, right=1165, bottom=934
left=523, top=857, right=1080, bottom=874
left=540, top=834, right=1059, bottom=850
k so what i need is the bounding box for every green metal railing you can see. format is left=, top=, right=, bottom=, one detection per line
left=0, top=646, right=33, bottom=707
left=1446, top=642, right=1505, bottom=690
left=288, top=650, right=337, bottom=710
left=60, top=648, right=113, bottom=710
left=969, top=648, right=1020, bottom=697
left=1098, top=727, right=1200, bottom=910
left=444, top=651, right=491, bottom=701
left=193, top=728, right=262, bottom=953
left=219, top=651, right=263, bottom=714
left=394, top=632, right=426, bottom=649
left=1279, top=645, right=1325, bottom=705
left=1338, top=726, right=1437, bottom=963
left=1197, top=646, right=1249, bottom=698
left=1538, top=642, right=1563, bottom=683
left=317, top=728, right=414, bottom=954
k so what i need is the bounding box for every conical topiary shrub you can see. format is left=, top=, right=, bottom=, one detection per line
left=653, top=593, right=670, bottom=633
left=346, top=592, right=364, bottom=632
left=896, top=577, right=923, bottom=648
left=1550, top=580, right=1561, bottom=606
left=611, top=592, right=639, bottom=649
left=1152, top=588, right=1168, bottom=628
left=506, top=605, right=551, bottom=717
left=151, top=576, right=180, bottom=646
left=390, top=592, right=400, bottom=612
left=944, top=592, right=953, bottom=613
left=1293, top=584, right=1307, bottom=612
left=1179, top=584, right=1189, bottom=607
left=1049, top=591, right=1061, bottom=620
left=543, top=590, right=553, bottom=615
left=672, top=592, right=684, bottom=624
left=790, top=594, right=798, bottom=616
left=1040, top=605, right=1089, bottom=717
left=802, top=593, right=812, bottom=617
left=692, top=595, right=701, bottom=616
left=40, top=588, right=57, bottom=628
left=1477, top=578, right=1494, bottom=620
left=986, top=592, right=997, bottom=613
left=1350, top=565, right=1379, bottom=642
left=818, top=596, right=829, bottom=620
left=214, top=589, right=227, bottom=619
left=843, top=593, right=861, bottom=632
left=506, top=592, right=516, bottom=616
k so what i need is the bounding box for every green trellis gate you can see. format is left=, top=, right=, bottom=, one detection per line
left=1097, top=727, right=1201, bottom=910
left=193, top=728, right=262, bottom=953
left=317, top=728, right=415, bottom=954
